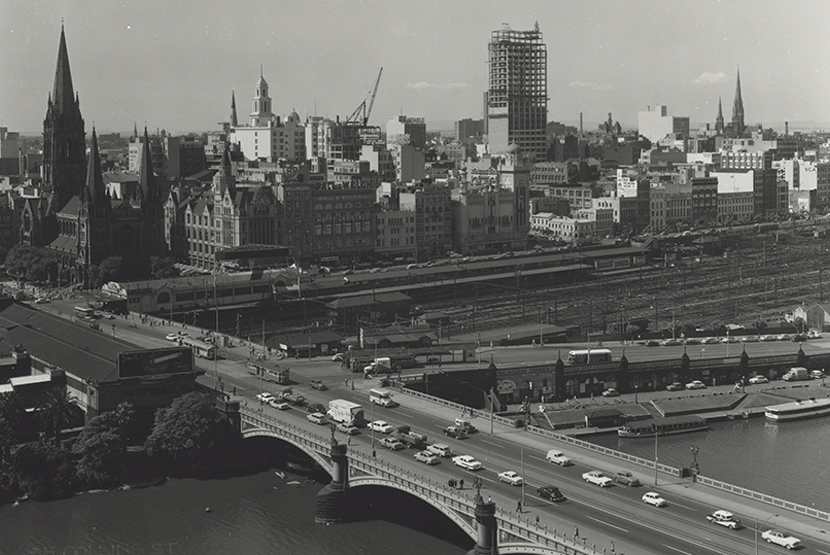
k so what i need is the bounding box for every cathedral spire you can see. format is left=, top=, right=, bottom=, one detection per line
left=83, top=127, right=107, bottom=205
left=133, top=122, right=138, bottom=139
left=731, top=67, right=745, bottom=137
left=138, top=126, right=155, bottom=203
left=52, top=24, right=78, bottom=115
left=715, top=96, right=724, bottom=134
left=230, top=91, right=238, bottom=127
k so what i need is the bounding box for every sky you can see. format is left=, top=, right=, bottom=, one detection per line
left=2, top=0, right=829, bottom=135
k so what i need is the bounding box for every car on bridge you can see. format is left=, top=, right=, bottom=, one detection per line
left=536, top=485, right=566, bottom=502
left=256, top=392, right=276, bottom=404
left=370, top=420, right=394, bottom=434
left=380, top=437, right=405, bottom=451
left=268, top=400, right=290, bottom=410
left=336, top=422, right=360, bottom=435
left=452, top=455, right=482, bottom=471
left=615, top=471, right=641, bottom=486
left=545, top=450, right=573, bottom=466
left=706, top=510, right=742, bottom=529
left=414, top=451, right=440, bottom=465
left=443, top=425, right=468, bottom=439
left=582, top=471, right=613, bottom=487
left=427, top=443, right=452, bottom=458
left=761, top=529, right=800, bottom=549
left=309, top=379, right=327, bottom=391
left=497, top=471, right=523, bottom=486
left=307, top=412, right=328, bottom=425
left=642, top=492, right=668, bottom=507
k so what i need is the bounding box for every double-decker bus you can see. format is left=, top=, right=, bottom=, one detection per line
left=567, top=348, right=612, bottom=365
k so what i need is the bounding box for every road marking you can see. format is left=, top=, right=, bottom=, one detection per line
left=669, top=500, right=696, bottom=511
left=586, top=515, right=629, bottom=533
left=480, top=438, right=502, bottom=448
left=663, top=545, right=695, bottom=555
left=816, top=550, right=830, bottom=555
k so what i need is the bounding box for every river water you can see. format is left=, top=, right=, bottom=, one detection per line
left=3, top=417, right=828, bottom=554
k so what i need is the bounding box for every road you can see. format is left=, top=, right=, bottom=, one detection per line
left=30, top=297, right=830, bottom=554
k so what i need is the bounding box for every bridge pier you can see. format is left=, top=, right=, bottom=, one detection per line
left=467, top=494, right=497, bottom=555
left=315, top=442, right=349, bottom=524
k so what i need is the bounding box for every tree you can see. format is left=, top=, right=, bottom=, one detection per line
left=71, top=402, right=136, bottom=487
left=144, top=392, right=236, bottom=475
left=0, top=391, right=25, bottom=429
left=4, top=245, right=59, bottom=284
left=36, top=386, right=79, bottom=447
left=753, top=320, right=767, bottom=337
left=793, top=317, right=806, bottom=334
left=150, top=256, right=181, bottom=279
left=708, top=320, right=726, bottom=336
left=11, top=442, right=77, bottom=500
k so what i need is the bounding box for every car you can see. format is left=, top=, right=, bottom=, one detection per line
left=685, top=380, right=707, bottom=390
left=443, top=426, right=468, bottom=439
left=582, top=471, right=613, bottom=487
left=166, top=332, right=184, bottom=341
left=666, top=382, right=684, bottom=391
left=777, top=334, right=792, bottom=341
left=644, top=340, right=660, bottom=347
left=536, top=485, right=566, bottom=502
left=452, top=455, right=482, bottom=471
left=380, top=437, right=405, bottom=450
left=413, top=451, right=441, bottom=465
left=309, top=379, right=328, bottom=391
left=741, top=335, right=759, bottom=342
left=684, top=338, right=701, bottom=345
left=497, top=471, right=523, bottom=486
left=369, top=420, right=393, bottom=434
left=426, top=443, right=452, bottom=458
left=306, top=412, right=328, bottom=425
left=749, top=375, right=769, bottom=384
left=601, top=388, right=620, bottom=397
left=807, top=330, right=823, bottom=339
left=702, top=337, right=720, bottom=344
left=545, top=450, right=573, bottom=466
left=761, top=335, right=778, bottom=342
left=706, top=510, right=742, bottom=529
left=34, top=297, right=50, bottom=304
left=810, top=370, right=825, bottom=379
left=336, top=422, right=360, bottom=435
left=615, top=471, right=641, bottom=487
left=642, top=492, right=668, bottom=507
left=761, top=529, right=801, bottom=550
left=101, top=312, right=116, bottom=320
left=720, top=335, right=739, bottom=343
left=256, top=392, right=276, bottom=404
left=268, top=400, right=290, bottom=410
left=661, top=339, right=683, bottom=346
left=792, top=334, right=808, bottom=342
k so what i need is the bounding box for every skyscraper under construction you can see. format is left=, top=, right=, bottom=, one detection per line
left=487, top=23, right=548, bottom=163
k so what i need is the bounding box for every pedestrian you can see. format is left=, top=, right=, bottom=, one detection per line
left=372, top=449, right=376, bottom=458
left=611, top=540, right=615, bottom=552
left=535, top=515, right=540, bottom=525
left=487, top=495, right=492, bottom=504
left=459, top=479, right=464, bottom=489
left=516, top=501, right=522, bottom=513
left=574, top=525, right=579, bottom=539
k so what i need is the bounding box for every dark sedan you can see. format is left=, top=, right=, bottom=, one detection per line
left=537, top=485, right=566, bottom=502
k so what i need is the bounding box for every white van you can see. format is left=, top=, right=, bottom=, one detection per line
left=546, top=449, right=573, bottom=466
left=427, top=443, right=452, bottom=458
left=307, top=412, right=328, bottom=425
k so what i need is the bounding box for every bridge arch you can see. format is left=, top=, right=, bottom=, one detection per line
left=349, top=476, right=476, bottom=539
left=241, top=428, right=334, bottom=475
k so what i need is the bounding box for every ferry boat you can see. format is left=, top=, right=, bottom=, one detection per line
left=764, top=398, right=830, bottom=422
left=618, top=415, right=709, bottom=438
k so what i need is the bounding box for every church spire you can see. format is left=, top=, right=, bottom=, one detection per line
left=715, top=96, right=724, bottom=134
left=82, top=127, right=107, bottom=205
left=137, top=126, right=155, bottom=204
left=230, top=91, right=238, bottom=127
left=731, top=67, right=745, bottom=137
left=52, top=24, right=78, bottom=116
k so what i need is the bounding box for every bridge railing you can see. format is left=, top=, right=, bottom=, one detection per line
left=695, top=475, right=830, bottom=523
left=240, top=407, right=332, bottom=455
left=527, top=425, right=681, bottom=477
left=397, top=386, right=518, bottom=428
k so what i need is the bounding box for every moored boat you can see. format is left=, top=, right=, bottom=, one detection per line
left=618, top=415, right=709, bottom=438
left=764, top=398, right=830, bottom=422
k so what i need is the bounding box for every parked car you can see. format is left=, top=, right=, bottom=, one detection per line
left=720, top=335, right=739, bottom=343
left=777, top=334, right=792, bottom=341
left=760, top=529, right=800, bottom=550
left=741, top=335, right=759, bottom=342
left=810, top=370, right=825, bottom=379
left=452, top=455, right=482, bottom=471
left=380, top=437, right=405, bottom=450
left=644, top=340, right=660, bottom=347
left=792, top=334, right=808, bottom=342
left=642, top=492, right=668, bottom=507
left=761, top=335, right=778, bottom=342
left=536, top=485, right=566, bottom=502
left=370, top=420, right=394, bottom=434
left=749, top=375, right=769, bottom=384
left=666, top=382, right=684, bottom=391
left=601, top=388, right=620, bottom=397
left=684, top=338, right=701, bottom=345
left=685, top=380, right=707, bottom=390
left=309, top=379, right=327, bottom=391
left=545, top=450, right=573, bottom=466
left=497, top=471, right=523, bottom=486
left=615, top=471, right=641, bottom=487
left=413, top=451, right=440, bottom=465
left=582, top=470, right=613, bottom=487
left=661, top=339, right=683, bottom=346
left=336, top=422, right=360, bottom=435
left=702, top=337, right=720, bottom=345
left=706, top=510, right=742, bottom=529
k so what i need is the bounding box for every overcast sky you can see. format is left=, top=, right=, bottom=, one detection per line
left=2, top=0, right=829, bottom=134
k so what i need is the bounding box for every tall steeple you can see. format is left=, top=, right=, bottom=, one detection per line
left=81, top=127, right=107, bottom=205
left=52, top=24, right=79, bottom=117
left=715, top=96, right=724, bottom=134
left=731, top=67, right=745, bottom=137
left=230, top=91, right=238, bottom=127
left=137, top=127, right=156, bottom=204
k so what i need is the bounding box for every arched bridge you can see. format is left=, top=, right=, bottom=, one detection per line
left=239, top=406, right=593, bottom=555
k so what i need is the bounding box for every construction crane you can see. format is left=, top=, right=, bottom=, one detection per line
left=347, top=67, right=383, bottom=125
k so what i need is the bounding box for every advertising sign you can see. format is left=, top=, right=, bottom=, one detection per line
left=118, top=346, right=194, bottom=379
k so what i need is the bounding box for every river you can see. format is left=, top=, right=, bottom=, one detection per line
left=3, top=416, right=828, bottom=554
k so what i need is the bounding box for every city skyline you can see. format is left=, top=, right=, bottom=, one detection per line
left=2, top=0, right=829, bottom=134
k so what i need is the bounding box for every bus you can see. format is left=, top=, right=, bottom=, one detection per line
left=567, top=348, right=612, bottom=365
left=182, top=337, right=217, bottom=360
left=74, top=306, right=96, bottom=319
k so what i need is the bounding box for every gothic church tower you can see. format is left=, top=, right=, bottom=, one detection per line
left=730, top=67, right=746, bottom=138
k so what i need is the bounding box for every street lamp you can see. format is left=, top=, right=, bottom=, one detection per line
left=690, top=446, right=700, bottom=481
left=438, top=371, right=496, bottom=434
left=755, top=514, right=778, bottom=555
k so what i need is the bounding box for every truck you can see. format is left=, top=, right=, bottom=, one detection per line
left=782, top=367, right=809, bottom=381
left=327, top=399, right=365, bottom=427
left=392, top=425, right=428, bottom=449
left=363, top=357, right=393, bottom=375
left=369, top=388, right=399, bottom=408
left=275, top=388, right=305, bottom=407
